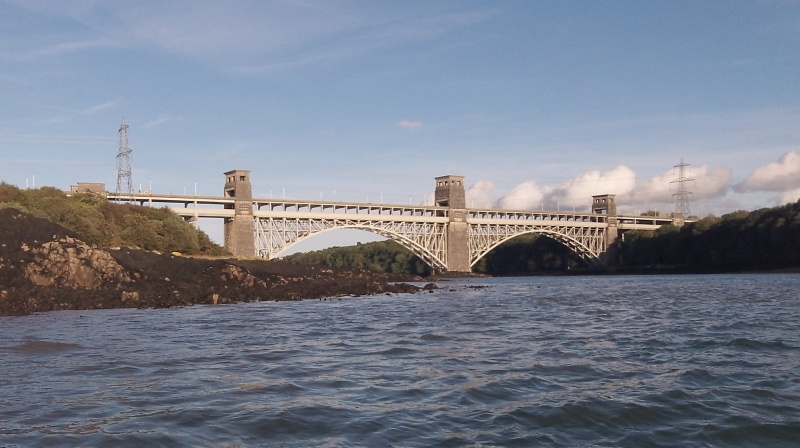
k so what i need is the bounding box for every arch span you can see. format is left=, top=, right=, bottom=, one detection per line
left=255, top=217, right=448, bottom=271
left=469, top=224, right=605, bottom=268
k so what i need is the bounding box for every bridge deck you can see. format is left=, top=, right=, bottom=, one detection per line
left=105, top=191, right=681, bottom=227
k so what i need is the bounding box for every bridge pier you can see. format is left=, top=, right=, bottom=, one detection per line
left=435, top=175, right=471, bottom=272
left=223, top=170, right=256, bottom=257
left=592, top=194, right=619, bottom=263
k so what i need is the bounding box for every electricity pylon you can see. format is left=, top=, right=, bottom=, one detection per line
left=670, top=159, right=693, bottom=218
left=116, top=118, right=133, bottom=198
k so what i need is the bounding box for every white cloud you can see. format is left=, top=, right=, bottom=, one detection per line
left=627, top=165, right=732, bottom=205
left=737, top=150, right=800, bottom=192
left=465, top=180, right=494, bottom=208
left=486, top=164, right=733, bottom=213
left=693, top=166, right=732, bottom=199
left=625, top=169, right=674, bottom=204
left=779, top=188, right=800, bottom=204
left=397, top=120, right=423, bottom=129
left=548, top=165, right=636, bottom=208
left=498, top=181, right=547, bottom=210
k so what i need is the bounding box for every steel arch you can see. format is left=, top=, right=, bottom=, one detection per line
left=255, top=217, right=448, bottom=271
left=469, top=223, right=606, bottom=267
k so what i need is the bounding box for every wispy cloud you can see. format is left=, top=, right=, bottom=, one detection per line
left=0, top=132, right=113, bottom=145
left=36, top=99, right=122, bottom=116
left=83, top=99, right=121, bottom=115
left=143, top=115, right=183, bottom=129
left=5, top=1, right=494, bottom=73
left=397, top=120, right=423, bottom=129
left=14, top=38, right=120, bottom=61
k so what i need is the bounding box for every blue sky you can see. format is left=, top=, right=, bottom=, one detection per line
left=2, top=1, right=799, bottom=251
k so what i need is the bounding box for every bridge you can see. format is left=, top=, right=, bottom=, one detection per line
left=101, top=170, right=680, bottom=272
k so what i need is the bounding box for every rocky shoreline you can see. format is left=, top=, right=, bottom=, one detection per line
left=0, top=208, right=434, bottom=316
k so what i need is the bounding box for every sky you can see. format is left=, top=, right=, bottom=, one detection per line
left=1, top=1, right=799, bottom=253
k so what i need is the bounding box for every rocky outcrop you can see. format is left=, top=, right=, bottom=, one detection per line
left=0, top=208, right=427, bottom=316
left=23, top=236, right=131, bottom=288
left=219, top=264, right=266, bottom=288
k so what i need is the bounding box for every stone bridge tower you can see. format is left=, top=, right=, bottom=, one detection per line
left=223, top=170, right=255, bottom=257
left=435, top=175, right=470, bottom=272
left=591, top=194, right=618, bottom=262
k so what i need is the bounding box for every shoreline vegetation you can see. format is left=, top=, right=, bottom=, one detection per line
left=0, top=207, right=433, bottom=316
left=1, top=182, right=798, bottom=316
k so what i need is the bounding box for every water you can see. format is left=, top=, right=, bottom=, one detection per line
left=1, top=274, right=800, bottom=447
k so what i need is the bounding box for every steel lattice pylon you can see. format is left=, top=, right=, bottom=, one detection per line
left=671, top=159, right=694, bottom=218
left=255, top=217, right=449, bottom=271
left=115, top=118, right=133, bottom=198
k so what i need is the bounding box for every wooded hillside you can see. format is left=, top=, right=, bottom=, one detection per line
left=617, top=201, right=800, bottom=271
left=0, top=182, right=225, bottom=255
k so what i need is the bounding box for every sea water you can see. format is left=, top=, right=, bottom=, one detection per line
left=1, top=274, right=799, bottom=447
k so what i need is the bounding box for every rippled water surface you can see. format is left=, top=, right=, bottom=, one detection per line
left=2, top=274, right=800, bottom=447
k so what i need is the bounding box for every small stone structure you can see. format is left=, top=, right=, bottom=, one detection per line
left=70, top=182, right=107, bottom=195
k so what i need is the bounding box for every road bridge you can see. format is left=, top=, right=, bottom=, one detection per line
left=103, top=170, right=681, bottom=272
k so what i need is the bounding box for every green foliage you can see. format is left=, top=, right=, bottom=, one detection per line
left=619, top=201, right=800, bottom=270
left=0, top=182, right=25, bottom=204
left=0, top=183, right=226, bottom=255
left=285, top=240, right=432, bottom=276
left=286, top=233, right=585, bottom=275
left=473, top=233, right=584, bottom=274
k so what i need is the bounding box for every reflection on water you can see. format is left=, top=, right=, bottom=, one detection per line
left=1, top=274, right=799, bottom=447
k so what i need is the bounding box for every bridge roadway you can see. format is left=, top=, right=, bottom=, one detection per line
left=105, top=191, right=673, bottom=229
left=105, top=191, right=674, bottom=270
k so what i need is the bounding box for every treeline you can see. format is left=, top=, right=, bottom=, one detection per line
left=285, top=240, right=433, bottom=276
left=284, top=234, right=583, bottom=276
left=286, top=201, right=800, bottom=275
left=472, top=234, right=582, bottom=274
left=617, top=201, right=800, bottom=271
left=0, top=182, right=225, bottom=255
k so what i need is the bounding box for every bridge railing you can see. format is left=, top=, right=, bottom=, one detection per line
left=253, top=199, right=447, bottom=218
left=467, top=209, right=608, bottom=223
left=106, top=192, right=234, bottom=207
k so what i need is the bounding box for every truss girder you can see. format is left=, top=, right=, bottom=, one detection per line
left=255, top=217, right=448, bottom=271
left=469, top=223, right=607, bottom=267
